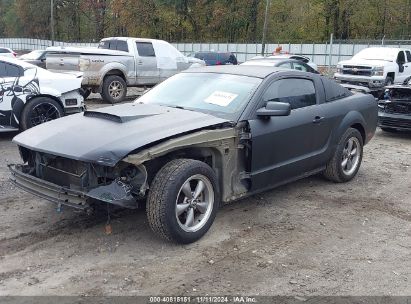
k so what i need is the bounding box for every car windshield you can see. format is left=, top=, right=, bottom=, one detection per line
left=20, top=50, right=44, bottom=60
left=136, top=72, right=261, bottom=120
left=353, top=48, right=398, bottom=61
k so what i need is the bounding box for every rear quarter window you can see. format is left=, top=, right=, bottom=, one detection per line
left=322, top=77, right=352, bottom=102
left=406, top=51, right=411, bottom=62
left=116, top=41, right=129, bottom=52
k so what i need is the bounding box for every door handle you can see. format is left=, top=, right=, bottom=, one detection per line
left=312, top=116, right=325, bottom=124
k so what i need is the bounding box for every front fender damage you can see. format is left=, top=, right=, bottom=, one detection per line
left=123, top=125, right=250, bottom=203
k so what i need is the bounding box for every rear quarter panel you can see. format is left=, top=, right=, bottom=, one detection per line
left=324, top=93, right=377, bottom=150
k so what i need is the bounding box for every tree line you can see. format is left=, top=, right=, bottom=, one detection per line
left=1, top=0, right=411, bottom=43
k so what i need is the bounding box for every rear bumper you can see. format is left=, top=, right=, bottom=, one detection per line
left=378, top=112, right=411, bottom=130
left=9, top=164, right=90, bottom=210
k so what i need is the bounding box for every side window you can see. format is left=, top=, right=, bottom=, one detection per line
left=406, top=51, right=411, bottom=62
left=5, top=63, right=22, bottom=77
left=136, top=42, right=156, bottom=57
left=262, top=78, right=316, bottom=110
left=397, top=51, right=406, bottom=64
left=108, top=40, right=117, bottom=50
left=98, top=40, right=110, bottom=49
left=293, top=62, right=308, bottom=72
left=277, top=62, right=292, bottom=69
left=0, top=62, right=6, bottom=77
left=116, top=41, right=129, bottom=52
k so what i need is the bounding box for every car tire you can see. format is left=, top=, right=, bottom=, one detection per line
left=323, top=128, right=363, bottom=183
left=101, top=75, right=127, bottom=104
left=147, top=159, right=219, bottom=244
left=385, top=77, right=394, bottom=86
left=20, top=97, right=64, bottom=131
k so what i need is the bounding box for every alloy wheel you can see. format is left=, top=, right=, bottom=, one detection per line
left=341, top=137, right=361, bottom=176
left=175, top=174, right=214, bottom=233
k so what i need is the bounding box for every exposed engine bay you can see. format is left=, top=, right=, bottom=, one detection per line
left=15, top=147, right=148, bottom=209
left=379, top=86, right=411, bottom=115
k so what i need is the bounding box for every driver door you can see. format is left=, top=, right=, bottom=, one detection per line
left=248, top=76, right=332, bottom=191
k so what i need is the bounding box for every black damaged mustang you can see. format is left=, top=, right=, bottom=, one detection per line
left=9, top=66, right=378, bottom=243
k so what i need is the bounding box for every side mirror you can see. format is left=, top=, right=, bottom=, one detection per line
left=256, top=101, right=291, bottom=117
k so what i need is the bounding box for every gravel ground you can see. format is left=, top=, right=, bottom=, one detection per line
left=0, top=100, right=410, bottom=296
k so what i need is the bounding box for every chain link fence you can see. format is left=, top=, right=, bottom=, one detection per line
left=1, top=37, right=411, bottom=67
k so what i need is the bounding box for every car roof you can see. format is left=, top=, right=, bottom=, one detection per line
left=242, top=58, right=301, bottom=66
left=195, top=51, right=233, bottom=54
left=0, top=56, right=36, bottom=68
left=363, top=47, right=410, bottom=52
left=183, top=65, right=295, bottom=78
left=101, top=37, right=168, bottom=44
left=270, top=54, right=310, bottom=59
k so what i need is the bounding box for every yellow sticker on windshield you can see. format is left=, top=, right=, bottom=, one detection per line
left=204, top=91, right=238, bottom=107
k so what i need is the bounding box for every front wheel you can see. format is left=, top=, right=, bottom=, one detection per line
left=385, top=77, right=394, bottom=86
left=323, top=128, right=363, bottom=183
left=147, top=159, right=219, bottom=244
left=20, top=97, right=64, bottom=130
left=101, top=75, right=127, bottom=104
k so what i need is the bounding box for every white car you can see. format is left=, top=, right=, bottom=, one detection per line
left=0, top=57, right=84, bottom=131
left=334, top=47, right=411, bottom=89
left=0, top=47, right=17, bottom=58
left=250, top=54, right=318, bottom=71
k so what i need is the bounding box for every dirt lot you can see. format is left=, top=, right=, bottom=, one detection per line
left=0, top=98, right=410, bottom=296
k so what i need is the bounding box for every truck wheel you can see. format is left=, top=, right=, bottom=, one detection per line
left=323, top=128, right=363, bottom=183
left=385, top=77, right=394, bottom=86
left=20, top=97, right=64, bottom=131
left=147, top=159, right=219, bottom=244
left=101, top=75, right=127, bottom=104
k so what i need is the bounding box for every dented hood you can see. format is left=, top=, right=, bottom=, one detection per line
left=13, top=103, right=229, bottom=166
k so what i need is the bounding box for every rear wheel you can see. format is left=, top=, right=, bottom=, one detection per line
left=147, top=159, right=219, bottom=244
left=101, top=75, right=127, bottom=104
left=323, top=128, right=363, bottom=183
left=20, top=97, right=64, bottom=130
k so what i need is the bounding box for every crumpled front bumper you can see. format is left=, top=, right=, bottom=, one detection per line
left=8, top=164, right=139, bottom=210
left=9, top=164, right=90, bottom=210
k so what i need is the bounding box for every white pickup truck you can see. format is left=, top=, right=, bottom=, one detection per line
left=334, top=47, right=411, bottom=89
left=46, top=37, right=205, bottom=103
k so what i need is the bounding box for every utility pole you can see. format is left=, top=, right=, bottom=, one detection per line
left=50, top=0, right=55, bottom=46
left=261, top=0, right=270, bottom=56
